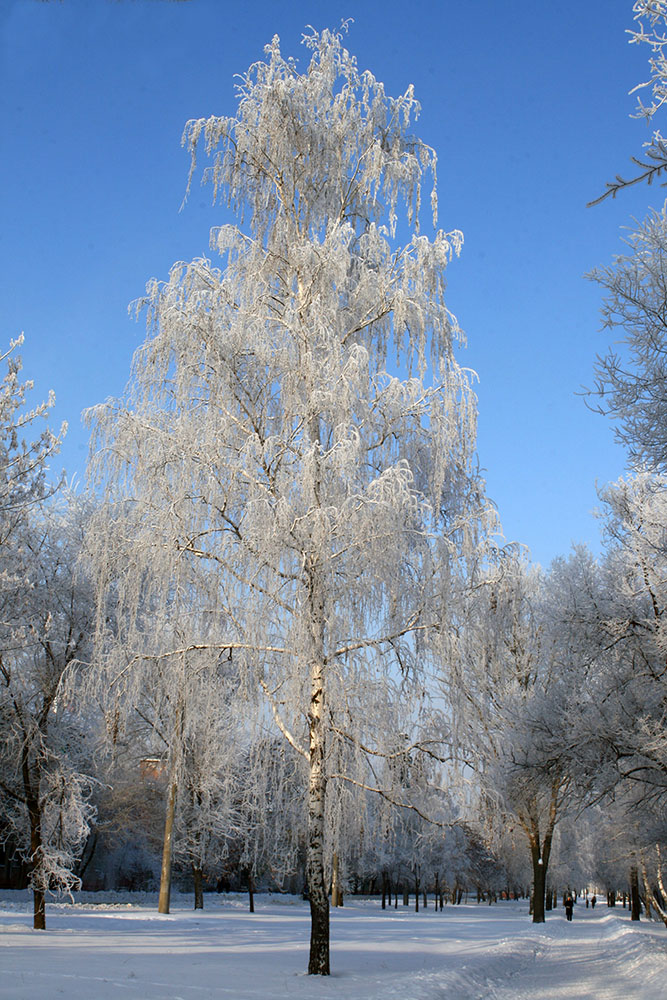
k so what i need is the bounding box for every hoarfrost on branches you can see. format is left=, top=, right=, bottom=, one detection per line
left=592, top=2, right=667, bottom=202
left=587, top=205, right=667, bottom=472
left=0, top=337, right=64, bottom=534
left=447, top=554, right=574, bottom=924
left=629, top=1, right=667, bottom=124
left=0, top=493, right=96, bottom=929
left=86, top=26, right=493, bottom=974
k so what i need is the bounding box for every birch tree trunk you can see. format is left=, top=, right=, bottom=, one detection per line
left=640, top=851, right=667, bottom=927
left=306, top=562, right=330, bottom=976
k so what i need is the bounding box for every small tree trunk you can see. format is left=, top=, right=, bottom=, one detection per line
left=532, top=866, right=546, bottom=923
left=247, top=868, right=255, bottom=913
left=27, top=796, right=46, bottom=931
left=76, top=830, right=98, bottom=886
left=331, top=853, right=343, bottom=907
left=403, top=886, right=409, bottom=906
left=643, top=881, right=652, bottom=920
left=414, top=877, right=420, bottom=912
left=158, top=776, right=178, bottom=914
left=527, top=819, right=554, bottom=924
left=630, top=867, right=641, bottom=921
left=33, top=885, right=46, bottom=930
left=192, top=864, right=204, bottom=910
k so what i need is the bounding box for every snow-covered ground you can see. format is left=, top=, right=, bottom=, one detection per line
left=0, top=891, right=665, bottom=999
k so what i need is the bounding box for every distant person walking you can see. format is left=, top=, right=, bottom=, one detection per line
left=591, top=894, right=596, bottom=909
left=564, top=891, right=574, bottom=921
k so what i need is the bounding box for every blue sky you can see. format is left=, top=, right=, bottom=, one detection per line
left=0, top=0, right=660, bottom=565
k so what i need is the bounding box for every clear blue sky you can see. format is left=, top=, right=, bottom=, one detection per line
left=0, top=0, right=659, bottom=566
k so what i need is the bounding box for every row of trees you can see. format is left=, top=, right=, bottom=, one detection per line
left=1, top=422, right=663, bottom=938
left=442, top=0, right=667, bottom=931
left=1, top=9, right=666, bottom=974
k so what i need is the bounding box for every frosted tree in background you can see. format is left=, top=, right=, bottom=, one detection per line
left=555, top=477, right=667, bottom=821
left=230, top=735, right=304, bottom=910
left=0, top=494, right=96, bottom=930
left=594, top=475, right=667, bottom=818
left=0, top=337, right=64, bottom=531
left=0, top=341, right=76, bottom=930
left=172, top=666, right=242, bottom=909
left=587, top=207, right=667, bottom=471
left=86, top=26, right=490, bottom=974
left=81, top=544, right=242, bottom=916
left=448, top=555, right=572, bottom=923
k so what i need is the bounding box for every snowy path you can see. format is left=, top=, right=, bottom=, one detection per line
left=485, top=907, right=666, bottom=1000
left=0, top=892, right=665, bottom=1000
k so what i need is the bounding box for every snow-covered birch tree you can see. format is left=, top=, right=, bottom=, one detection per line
left=85, top=27, right=490, bottom=974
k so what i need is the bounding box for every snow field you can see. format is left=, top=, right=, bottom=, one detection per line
left=0, top=893, right=665, bottom=1000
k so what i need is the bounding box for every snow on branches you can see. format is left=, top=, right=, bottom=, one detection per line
left=85, top=27, right=494, bottom=974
